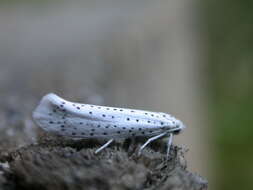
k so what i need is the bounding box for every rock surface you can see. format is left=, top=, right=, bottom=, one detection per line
left=0, top=134, right=207, bottom=190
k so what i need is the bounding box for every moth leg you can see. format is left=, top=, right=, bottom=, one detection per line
left=166, top=133, right=173, bottom=159
left=138, top=132, right=167, bottom=156
left=95, top=138, right=114, bottom=154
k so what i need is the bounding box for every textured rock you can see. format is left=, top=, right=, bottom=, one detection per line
left=0, top=134, right=208, bottom=190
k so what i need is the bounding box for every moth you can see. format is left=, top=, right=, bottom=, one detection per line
left=33, top=93, right=186, bottom=158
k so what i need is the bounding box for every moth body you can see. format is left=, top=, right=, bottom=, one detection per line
left=33, top=93, right=186, bottom=157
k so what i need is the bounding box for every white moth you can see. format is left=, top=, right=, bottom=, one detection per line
left=33, top=93, right=186, bottom=158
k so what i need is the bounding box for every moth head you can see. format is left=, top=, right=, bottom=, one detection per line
left=163, top=115, right=186, bottom=135
left=172, top=119, right=186, bottom=135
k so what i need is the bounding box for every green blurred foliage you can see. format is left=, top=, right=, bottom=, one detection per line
left=206, top=0, right=253, bottom=189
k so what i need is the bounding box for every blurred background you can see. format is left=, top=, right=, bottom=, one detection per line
left=0, top=0, right=252, bottom=189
